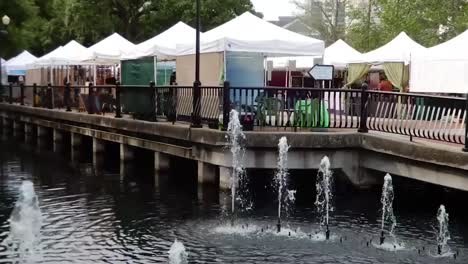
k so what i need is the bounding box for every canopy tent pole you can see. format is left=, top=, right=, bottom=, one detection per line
left=223, top=50, right=227, bottom=84
left=154, top=56, right=157, bottom=85
left=118, top=62, right=121, bottom=83
left=66, top=64, right=70, bottom=84
left=93, top=65, right=97, bottom=84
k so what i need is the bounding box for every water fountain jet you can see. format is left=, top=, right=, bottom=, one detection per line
left=168, top=239, right=188, bottom=264
left=275, top=137, right=290, bottom=233
left=315, top=156, right=333, bottom=240
left=5, top=180, right=42, bottom=261
left=379, top=174, right=396, bottom=245
left=226, top=109, right=246, bottom=225
left=436, top=204, right=450, bottom=255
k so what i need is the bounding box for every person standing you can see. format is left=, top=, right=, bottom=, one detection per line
left=378, top=74, right=393, bottom=92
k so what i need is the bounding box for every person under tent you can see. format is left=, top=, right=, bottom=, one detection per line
left=378, top=74, right=393, bottom=92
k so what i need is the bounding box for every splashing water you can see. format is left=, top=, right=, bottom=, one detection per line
left=226, top=110, right=247, bottom=216
left=315, top=156, right=333, bottom=229
left=380, top=174, right=396, bottom=235
left=275, top=137, right=292, bottom=232
left=168, top=239, right=188, bottom=264
left=4, top=181, right=43, bottom=262
left=436, top=205, right=450, bottom=254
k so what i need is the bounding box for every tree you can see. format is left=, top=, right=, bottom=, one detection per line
left=346, top=0, right=468, bottom=51
left=0, top=0, right=41, bottom=58
left=294, top=0, right=348, bottom=45
left=146, top=0, right=254, bottom=37
left=0, top=0, right=256, bottom=57
left=346, top=0, right=383, bottom=52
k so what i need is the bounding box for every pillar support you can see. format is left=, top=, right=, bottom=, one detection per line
left=24, top=123, right=34, bottom=134
left=92, top=138, right=105, bottom=166
left=120, top=144, right=134, bottom=162
left=53, top=129, right=64, bottom=142
left=13, top=120, right=24, bottom=132
left=71, top=133, right=82, bottom=149
left=219, top=166, right=233, bottom=190
left=37, top=126, right=49, bottom=137
left=198, top=161, right=217, bottom=185
left=154, top=151, right=170, bottom=171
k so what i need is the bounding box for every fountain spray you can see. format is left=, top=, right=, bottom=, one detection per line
left=276, top=137, right=290, bottom=233
left=315, top=156, right=333, bottom=240
left=226, top=109, right=246, bottom=225
left=5, top=180, right=43, bottom=261
left=380, top=174, right=396, bottom=245
left=436, top=205, right=450, bottom=255
left=168, top=239, right=188, bottom=264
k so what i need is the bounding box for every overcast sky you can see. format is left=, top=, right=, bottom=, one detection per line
left=250, top=0, right=298, bottom=20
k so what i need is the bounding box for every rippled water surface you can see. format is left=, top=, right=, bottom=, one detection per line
left=0, top=135, right=467, bottom=263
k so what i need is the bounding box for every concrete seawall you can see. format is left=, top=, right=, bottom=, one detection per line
left=1, top=103, right=468, bottom=191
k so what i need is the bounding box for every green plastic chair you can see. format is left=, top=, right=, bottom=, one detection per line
left=256, top=97, right=283, bottom=126
left=294, top=99, right=330, bottom=128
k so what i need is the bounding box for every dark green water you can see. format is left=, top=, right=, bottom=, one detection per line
left=0, top=133, right=467, bottom=263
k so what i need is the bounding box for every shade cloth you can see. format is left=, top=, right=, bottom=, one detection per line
left=383, top=62, right=409, bottom=90
left=346, top=63, right=371, bottom=86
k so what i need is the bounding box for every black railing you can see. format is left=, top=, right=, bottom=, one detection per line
left=1, top=82, right=467, bottom=149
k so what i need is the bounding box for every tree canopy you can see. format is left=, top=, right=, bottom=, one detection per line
left=295, top=0, right=468, bottom=52
left=0, top=0, right=254, bottom=58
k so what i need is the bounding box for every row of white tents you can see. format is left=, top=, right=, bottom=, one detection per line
left=2, top=11, right=468, bottom=93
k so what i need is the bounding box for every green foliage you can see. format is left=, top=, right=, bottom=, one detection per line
left=1, top=0, right=254, bottom=58
left=294, top=0, right=348, bottom=45
left=347, top=0, right=468, bottom=52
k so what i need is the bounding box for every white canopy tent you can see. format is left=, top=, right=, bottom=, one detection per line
left=410, top=30, right=468, bottom=93
left=33, top=40, right=90, bottom=66
left=177, top=12, right=324, bottom=56
left=83, top=33, right=136, bottom=64
left=33, top=46, right=64, bottom=66
left=129, top=22, right=197, bottom=60
left=269, top=56, right=318, bottom=70
left=352, top=32, right=426, bottom=64
left=323, top=39, right=363, bottom=68
left=269, top=39, right=362, bottom=70
left=346, top=32, right=426, bottom=89
left=5, top=51, right=37, bottom=75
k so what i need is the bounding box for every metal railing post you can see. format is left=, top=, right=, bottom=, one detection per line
left=20, top=83, right=25, bottom=105
left=47, top=83, right=53, bottom=109
left=463, top=92, right=468, bottom=152
left=115, top=82, right=122, bottom=118
left=168, top=86, right=177, bottom=123
left=150, top=81, right=157, bottom=122
left=8, top=83, right=12, bottom=104
left=87, top=82, right=94, bottom=114
left=358, top=83, right=369, bottom=133
left=65, top=82, right=71, bottom=111
left=33, top=83, right=37, bottom=107
left=222, top=81, right=230, bottom=131
left=191, top=81, right=202, bottom=128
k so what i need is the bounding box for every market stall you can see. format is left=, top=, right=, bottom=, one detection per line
left=347, top=32, right=426, bottom=91
left=410, top=30, right=468, bottom=94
